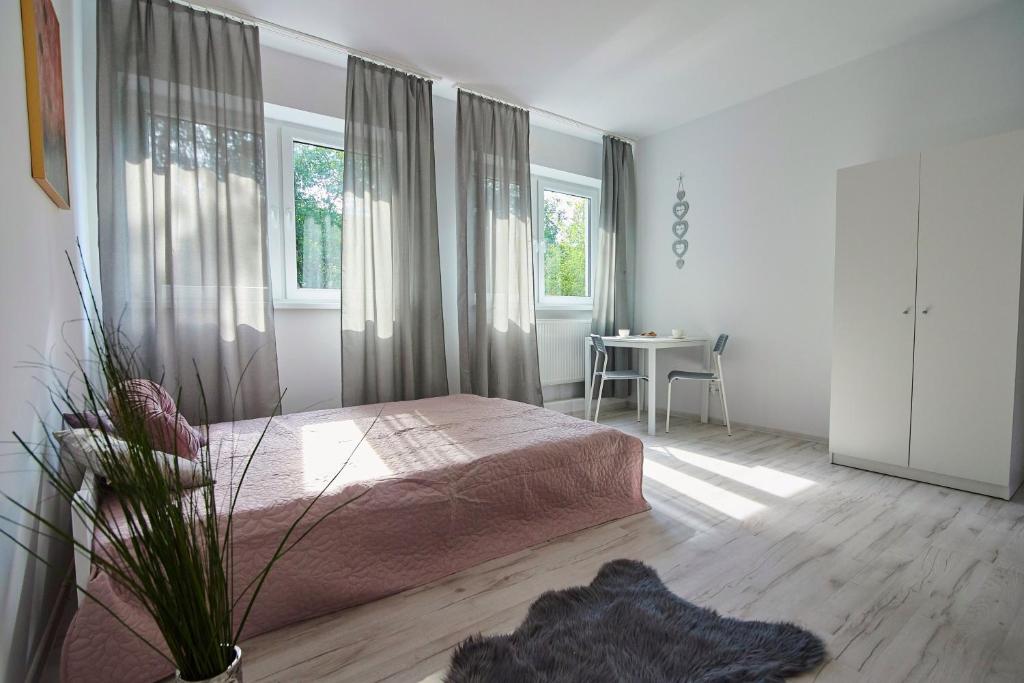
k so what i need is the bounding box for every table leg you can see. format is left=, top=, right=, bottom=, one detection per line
left=700, top=341, right=711, bottom=424
left=636, top=347, right=644, bottom=412
left=584, top=338, right=592, bottom=420
left=647, top=346, right=658, bottom=435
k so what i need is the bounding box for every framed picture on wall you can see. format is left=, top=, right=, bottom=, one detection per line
left=20, top=0, right=70, bottom=209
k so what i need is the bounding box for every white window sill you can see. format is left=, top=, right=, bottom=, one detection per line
left=536, top=303, right=593, bottom=312
left=275, top=301, right=590, bottom=313
left=274, top=299, right=340, bottom=310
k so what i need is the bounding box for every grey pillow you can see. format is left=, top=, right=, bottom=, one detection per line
left=63, top=409, right=118, bottom=433
left=63, top=408, right=209, bottom=446
left=55, top=428, right=212, bottom=490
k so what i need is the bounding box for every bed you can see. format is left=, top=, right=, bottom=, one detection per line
left=61, top=394, right=648, bottom=682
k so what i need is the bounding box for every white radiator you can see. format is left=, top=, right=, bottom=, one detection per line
left=537, top=319, right=591, bottom=386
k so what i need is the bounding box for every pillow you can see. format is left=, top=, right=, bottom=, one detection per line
left=107, top=379, right=202, bottom=460
left=55, top=428, right=211, bottom=490
left=63, top=409, right=118, bottom=433
left=68, top=406, right=207, bottom=446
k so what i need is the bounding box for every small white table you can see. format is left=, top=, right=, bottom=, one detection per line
left=584, top=335, right=713, bottom=435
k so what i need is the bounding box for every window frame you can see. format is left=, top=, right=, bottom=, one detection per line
left=265, top=107, right=345, bottom=308
left=532, top=174, right=601, bottom=310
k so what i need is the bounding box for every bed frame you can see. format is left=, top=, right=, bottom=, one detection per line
left=71, top=468, right=99, bottom=607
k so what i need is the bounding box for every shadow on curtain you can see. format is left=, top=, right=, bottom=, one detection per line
left=97, top=0, right=280, bottom=422
left=456, top=90, right=543, bottom=406
left=340, top=56, right=448, bottom=407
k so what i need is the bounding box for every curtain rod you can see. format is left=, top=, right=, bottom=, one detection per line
left=455, top=85, right=634, bottom=144
left=170, top=0, right=635, bottom=144
left=169, top=0, right=438, bottom=81
left=455, top=86, right=528, bottom=112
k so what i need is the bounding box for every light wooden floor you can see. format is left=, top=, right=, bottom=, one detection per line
left=238, top=411, right=1024, bottom=682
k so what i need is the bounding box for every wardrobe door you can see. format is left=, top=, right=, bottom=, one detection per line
left=910, top=130, right=1024, bottom=485
left=830, top=155, right=920, bottom=467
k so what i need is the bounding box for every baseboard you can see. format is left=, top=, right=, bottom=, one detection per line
left=664, top=408, right=828, bottom=444
left=27, top=563, right=74, bottom=682
left=546, top=398, right=828, bottom=445
left=831, top=452, right=1013, bottom=499
left=544, top=396, right=626, bottom=416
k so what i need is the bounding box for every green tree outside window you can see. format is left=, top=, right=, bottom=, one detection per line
left=293, top=141, right=344, bottom=289
left=542, top=190, right=589, bottom=298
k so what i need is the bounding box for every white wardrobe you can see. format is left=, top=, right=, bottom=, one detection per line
left=830, top=129, right=1024, bottom=499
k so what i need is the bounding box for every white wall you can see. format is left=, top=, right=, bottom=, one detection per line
left=636, top=0, right=1024, bottom=439
left=0, top=0, right=91, bottom=679
left=260, top=47, right=603, bottom=412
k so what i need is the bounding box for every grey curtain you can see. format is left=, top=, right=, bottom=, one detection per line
left=456, top=91, right=543, bottom=406
left=592, top=136, right=637, bottom=395
left=341, top=57, right=448, bottom=406
left=97, top=0, right=280, bottom=423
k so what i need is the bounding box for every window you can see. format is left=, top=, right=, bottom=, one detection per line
left=533, top=176, right=600, bottom=308
left=266, top=109, right=345, bottom=306
left=291, top=141, right=343, bottom=291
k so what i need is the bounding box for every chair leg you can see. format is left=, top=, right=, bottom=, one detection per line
left=665, top=379, right=673, bottom=433
left=587, top=367, right=599, bottom=421
left=717, top=379, right=732, bottom=436
left=594, top=375, right=607, bottom=423
left=636, top=380, right=642, bottom=422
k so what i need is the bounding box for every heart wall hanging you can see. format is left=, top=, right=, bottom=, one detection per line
left=672, top=173, right=690, bottom=269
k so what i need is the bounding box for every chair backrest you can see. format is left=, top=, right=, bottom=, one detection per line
left=590, top=333, right=607, bottom=354
left=713, top=333, right=729, bottom=355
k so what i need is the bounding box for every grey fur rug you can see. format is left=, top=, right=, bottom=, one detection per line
left=446, top=559, right=825, bottom=682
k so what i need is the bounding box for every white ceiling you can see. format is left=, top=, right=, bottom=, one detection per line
left=212, top=0, right=1003, bottom=139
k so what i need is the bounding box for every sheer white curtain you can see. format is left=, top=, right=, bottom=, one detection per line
left=341, top=56, right=448, bottom=406
left=456, top=91, right=543, bottom=406
left=97, top=0, right=280, bottom=422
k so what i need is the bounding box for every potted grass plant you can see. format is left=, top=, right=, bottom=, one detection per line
left=0, top=254, right=375, bottom=682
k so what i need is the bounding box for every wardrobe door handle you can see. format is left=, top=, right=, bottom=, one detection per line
left=921, top=306, right=931, bottom=315
left=902, top=307, right=912, bottom=315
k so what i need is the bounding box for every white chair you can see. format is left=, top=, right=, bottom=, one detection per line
left=588, top=334, right=648, bottom=423
left=665, top=333, right=732, bottom=435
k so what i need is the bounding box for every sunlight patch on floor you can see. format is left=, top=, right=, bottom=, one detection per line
left=644, top=459, right=766, bottom=520
left=656, top=445, right=816, bottom=498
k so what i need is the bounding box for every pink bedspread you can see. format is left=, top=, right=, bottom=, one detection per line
left=61, top=395, right=648, bottom=682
